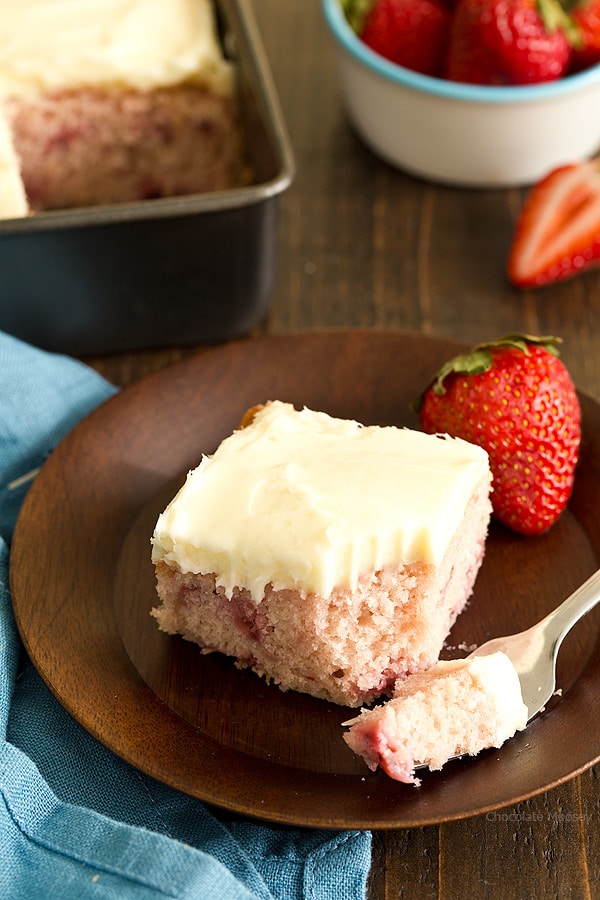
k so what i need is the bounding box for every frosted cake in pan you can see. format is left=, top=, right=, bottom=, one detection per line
left=0, top=0, right=248, bottom=216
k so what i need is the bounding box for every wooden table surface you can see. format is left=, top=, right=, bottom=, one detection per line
left=84, top=1, right=600, bottom=896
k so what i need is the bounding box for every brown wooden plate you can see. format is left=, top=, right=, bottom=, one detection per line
left=10, top=329, right=600, bottom=829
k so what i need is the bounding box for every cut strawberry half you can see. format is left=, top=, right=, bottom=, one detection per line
left=507, top=158, right=600, bottom=288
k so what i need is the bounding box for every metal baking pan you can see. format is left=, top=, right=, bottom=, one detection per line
left=0, top=0, right=294, bottom=355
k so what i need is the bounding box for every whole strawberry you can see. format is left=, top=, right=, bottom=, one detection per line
left=344, top=0, right=451, bottom=77
left=446, top=0, right=574, bottom=84
left=569, top=0, right=600, bottom=71
left=415, top=335, right=581, bottom=536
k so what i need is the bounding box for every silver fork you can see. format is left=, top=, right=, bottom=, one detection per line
left=412, top=569, right=600, bottom=774
left=469, top=567, right=600, bottom=721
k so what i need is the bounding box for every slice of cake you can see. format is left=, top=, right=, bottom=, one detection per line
left=151, top=401, right=493, bottom=707
left=343, top=652, right=528, bottom=784
left=0, top=0, right=248, bottom=217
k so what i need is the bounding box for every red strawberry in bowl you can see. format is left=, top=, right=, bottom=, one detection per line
left=570, top=0, right=600, bottom=71
left=342, top=0, right=451, bottom=77
left=446, top=0, right=575, bottom=84
left=414, top=334, right=581, bottom=536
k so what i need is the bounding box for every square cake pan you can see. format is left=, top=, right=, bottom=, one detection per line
left=0, top=0, right=294, bottom=356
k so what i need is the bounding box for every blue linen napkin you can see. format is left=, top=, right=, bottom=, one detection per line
left=0, top=331, right=372, bottom=900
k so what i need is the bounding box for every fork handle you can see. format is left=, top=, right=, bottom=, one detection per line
left=541, top=568, right=600, bottom=655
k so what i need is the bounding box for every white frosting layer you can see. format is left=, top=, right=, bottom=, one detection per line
left=0, top=112, right=27, bottom=218
left=0, top=0, right=233, bottom=98
left=462, top=652, right=529, bottom=735
left=152, top=401, right=491, bottom=600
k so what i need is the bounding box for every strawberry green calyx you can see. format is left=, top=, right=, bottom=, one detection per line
left=537, top=0, right=582, bottom=46
left=412, top=333, right=563, bottom=411
left=340, top=0, right=375, bottom=33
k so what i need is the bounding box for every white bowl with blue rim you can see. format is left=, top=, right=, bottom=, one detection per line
left=322, top=0, right=600, bottom=187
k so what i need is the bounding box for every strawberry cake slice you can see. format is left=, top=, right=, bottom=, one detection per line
left=0, top=0, right=248, bottom=216
left=343, top=651, right=528, bottom=784
left=151, top=401, right=492, bottom=707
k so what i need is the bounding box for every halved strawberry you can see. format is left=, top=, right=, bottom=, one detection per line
left=507, top=158, right=600, bottom=288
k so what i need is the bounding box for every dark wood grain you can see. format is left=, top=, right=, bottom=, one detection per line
left=77, top=0, right=600, bottom=895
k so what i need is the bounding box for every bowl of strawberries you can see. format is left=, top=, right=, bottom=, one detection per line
left=323, top=0, right=600, bottom=186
